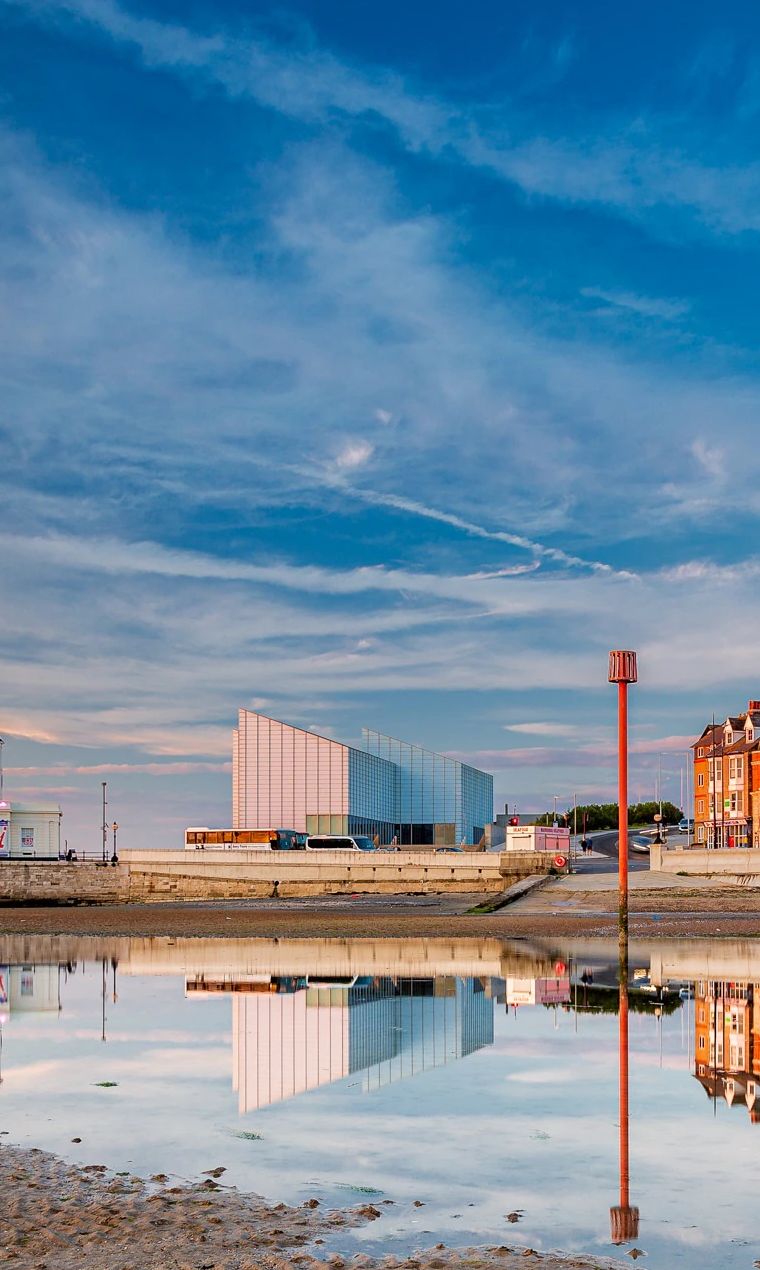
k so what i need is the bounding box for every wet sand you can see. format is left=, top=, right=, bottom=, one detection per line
left=0, top=1146, right=626, bottom=1270
left=1, top=888, right=760, bottom=939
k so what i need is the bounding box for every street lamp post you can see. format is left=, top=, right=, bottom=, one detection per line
left=101, top=782, right=108, bottom=865
left=657, top=752, right=663, bottom=821
left=111, top=821, right=119, bottom=864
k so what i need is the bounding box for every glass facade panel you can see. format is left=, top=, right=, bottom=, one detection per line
left=362, top=729, right=493, bottom=844
left=233, top=710, right=493, bottom=844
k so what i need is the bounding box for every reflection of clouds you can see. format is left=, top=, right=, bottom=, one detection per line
left=6, top=1025, right=230, bottom=1045
left=506, top=1069, right=575, bottom=1084
left=2, top=1047, right=230, bottom=1089
left=631, top=1052, right=689, bottom=1073
left=1, top=1060, right=66, bottom=1088
left=0, top=954, right=756, bottom=1267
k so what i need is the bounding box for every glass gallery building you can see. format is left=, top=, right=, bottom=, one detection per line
left=232, top=709, right=493, bottom=845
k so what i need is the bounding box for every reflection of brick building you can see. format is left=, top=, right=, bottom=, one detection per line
left=692, top=703, right=760, bottom=848
left=694, top=978, right=760, bottom=1121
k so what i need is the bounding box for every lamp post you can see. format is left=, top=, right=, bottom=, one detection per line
left=657, top=751, right=663, bottom=820
left=111, top=821, right=119, bottom=864
left=101, top=782, right=108, bottom=865
left=608, top=650, right=638, bottom=932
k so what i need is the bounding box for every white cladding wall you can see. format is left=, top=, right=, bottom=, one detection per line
left=233, top=991, right=349, bottom=1111
left=232, top=710, right=348, bottom=832
left=0, top=805, right=62, bottom=858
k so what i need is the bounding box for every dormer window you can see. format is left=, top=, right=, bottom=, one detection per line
left=747, top=726, right=754, bottom=743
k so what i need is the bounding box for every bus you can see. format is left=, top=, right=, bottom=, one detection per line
left=184, top=827, right=308, bottom=851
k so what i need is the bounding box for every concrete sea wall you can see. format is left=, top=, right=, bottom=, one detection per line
left=650, top=843, right=760, bottom=881
left=0, top=849, right=555, bottom=904
left=121, top=848, right=543, bottom=900
left=0, top=860, right=129, bottom=904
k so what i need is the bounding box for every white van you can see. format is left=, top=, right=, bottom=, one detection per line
left=305, top=834, right=376, bottom=852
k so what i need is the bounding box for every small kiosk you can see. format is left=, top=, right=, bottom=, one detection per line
left=505, top=823, right=571, bottom=859
left=0, top=802, right=63, bottom=859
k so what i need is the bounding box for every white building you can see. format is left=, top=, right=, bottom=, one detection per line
left=0, top=802, right=62, bottom=859
left=505, top=824, right=570, bottom=854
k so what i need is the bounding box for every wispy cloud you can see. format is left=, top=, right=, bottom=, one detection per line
left=334, top=440, right=375, bottom=471
left=12, top=0, right=760, bottom=236
left=691, top=438, right=725, bottom=480
left=581, top=287, right=689, bottom=321
left=504, top=722, right=580, bottom=736
left=7, top=761, right=230, bottom=776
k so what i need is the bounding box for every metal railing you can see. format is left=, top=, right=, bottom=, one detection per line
left=0, top=851, right=119, bottom=864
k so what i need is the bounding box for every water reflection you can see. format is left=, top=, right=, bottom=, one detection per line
left=694, top=977, right=760, bottom=1119
left=0, top=963, right=61, bottom=1017
left=610, top=932, right=639, bottom=1246
left=3, top=934, right=760, bottom=1268
left=187, top=973, right=494, bottom=1110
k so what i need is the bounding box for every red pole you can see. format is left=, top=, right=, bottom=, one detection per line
left=618, top=679, right=628, bottom=924
left=608, top=650, right=639, bottom=1248
left=608, top=651, right=637, bottom=927
left=619, top=953, right=630, bottom=1210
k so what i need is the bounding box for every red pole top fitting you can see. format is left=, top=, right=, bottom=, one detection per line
left=608, top=650, right=638, bottom=684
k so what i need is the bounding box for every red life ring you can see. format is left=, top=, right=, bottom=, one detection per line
left=553, top=854, right=567, bottom=869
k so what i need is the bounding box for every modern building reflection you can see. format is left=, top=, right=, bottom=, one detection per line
left=187, top=973, right=494, bottom=1111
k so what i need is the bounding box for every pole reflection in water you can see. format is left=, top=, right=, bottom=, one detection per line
left=610, top=927, right=639, bottom=1245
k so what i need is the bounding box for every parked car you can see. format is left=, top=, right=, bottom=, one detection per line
left=435, top=846, right=465, bottom=853
left=678, top=818, right=695, bottom=833
left=305, top=835, right=376, bottom=851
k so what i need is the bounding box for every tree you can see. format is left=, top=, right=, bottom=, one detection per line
left=533, top=800, right=682, bottom=830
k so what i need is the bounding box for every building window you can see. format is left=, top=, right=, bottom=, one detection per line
left=697, top=824, right=706, bottom=842
left=697, top=772, right=704, bottom=788
left=20, top=827, right=34, bottom=851
left=697, top=747, right=704, bottom=758
left=698, top=1036, right=705, bottom=1050
left=729, top=756, right=744, bottom=780
left=697, top=798, right=705, bottom=815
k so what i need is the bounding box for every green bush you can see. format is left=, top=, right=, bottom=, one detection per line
left=533, top=800, right=682, bottom=830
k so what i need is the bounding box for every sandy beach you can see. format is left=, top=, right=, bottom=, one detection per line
left=1, top=885, right=760, bottom=939
left=0, top=1146, right=629, bottom=1270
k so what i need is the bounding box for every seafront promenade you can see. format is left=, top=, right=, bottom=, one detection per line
left=0, top=846, right=555, bottom=904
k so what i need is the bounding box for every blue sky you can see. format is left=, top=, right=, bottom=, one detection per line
left=3, top=0, right=760, bottom=847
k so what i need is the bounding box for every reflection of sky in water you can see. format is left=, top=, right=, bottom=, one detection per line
left=0, top=942, right=758, bottom=1269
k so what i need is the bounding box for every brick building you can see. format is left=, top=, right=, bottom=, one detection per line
left=692, top=702, right=760, bottom=848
